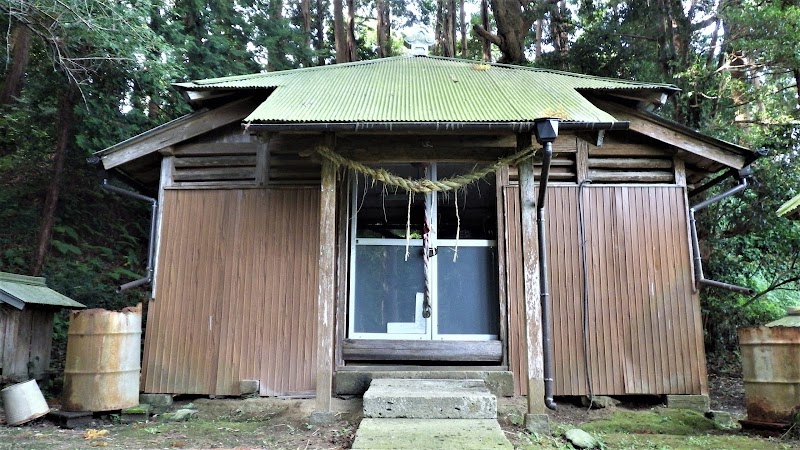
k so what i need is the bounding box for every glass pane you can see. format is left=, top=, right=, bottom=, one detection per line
left=437, top=246, right=499, bottom=335
left=436, top=164, right=497, bottom=240
left=354, top=164, right=427, bottom=239
left=354, top=244, right=425, bottom=333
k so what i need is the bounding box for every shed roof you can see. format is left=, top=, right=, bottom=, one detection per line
left=0, top=272, right=86, bottom=310
left=175, top=55, right=678, bottom=124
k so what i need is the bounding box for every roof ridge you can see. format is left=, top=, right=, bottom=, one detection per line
left=421, top=55, right=679, bottom=90
left=187, top=56, right=411, bottom=87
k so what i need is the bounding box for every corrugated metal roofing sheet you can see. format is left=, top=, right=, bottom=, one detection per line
left=176, top=56, right=678, bottom=124
left=0, top=272, right=86, bottom=310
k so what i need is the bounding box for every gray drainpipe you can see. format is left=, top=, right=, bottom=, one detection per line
left=101, top=179, right=158, bottom=292
left=537, top=141, right=557, bottom=411
left=688, top=169, right=755, bottom=295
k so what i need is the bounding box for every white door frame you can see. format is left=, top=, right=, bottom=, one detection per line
left=347, top=163, right=498, bottom=341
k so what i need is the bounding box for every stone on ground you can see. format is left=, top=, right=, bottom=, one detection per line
left=581, top=395, right=620, bottom=409
left=564, top=428, right=599, bottom=449
left=351, top=418, right=513, bottom=450
left=166, top=408, right=198, bottom=421
left=363, top=379, right=496, bottom=419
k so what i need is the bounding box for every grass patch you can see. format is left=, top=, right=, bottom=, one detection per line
left=581, top=408, right=716, bottom=435
left=601, top=433, right=793, bottom=449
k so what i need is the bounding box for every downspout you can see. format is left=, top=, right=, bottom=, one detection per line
left=537, top=140, right=557, bottom=411
left=688, top=169, right=755, bottom=295
left=101, top=179, right=158, bottom=292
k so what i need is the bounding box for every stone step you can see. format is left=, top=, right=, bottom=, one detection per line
left=363, top=379, right=497, bottom=419
left=351, top=418, right=513, bottom=450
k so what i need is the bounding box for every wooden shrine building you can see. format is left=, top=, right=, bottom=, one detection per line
left=95, top=55, right=760, bottom=416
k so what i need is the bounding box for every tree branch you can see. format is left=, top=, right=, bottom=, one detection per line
left=740, top=275, right=800, bottom=309
left=612, top=33, right=658, bottom=42
left=472, top=23, right=501, bottom=46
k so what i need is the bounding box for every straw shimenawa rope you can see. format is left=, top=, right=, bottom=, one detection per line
left=316, top=144, right=536, bottom=193
left=317, top=143, right=536, bottom=264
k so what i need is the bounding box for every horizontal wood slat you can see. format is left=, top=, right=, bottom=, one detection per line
left=173, top=156, right=257, bottom=168
left=505, top=185, right=705, bottom=396
left=343, top=339, right=503, bottom=362
left=588, top=170, right=674, bottom=183
left=142, top=188, right=320, bottom=396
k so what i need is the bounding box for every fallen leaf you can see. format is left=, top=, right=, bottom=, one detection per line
left=83, top=429, right=110, bottom=440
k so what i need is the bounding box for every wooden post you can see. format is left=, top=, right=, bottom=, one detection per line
left=517, top=134, right=546, bottom=420
left=314, top=155, right=337, bottom=417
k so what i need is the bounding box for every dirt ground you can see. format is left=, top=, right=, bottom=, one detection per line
left=0, top=374, right=794, bottom=449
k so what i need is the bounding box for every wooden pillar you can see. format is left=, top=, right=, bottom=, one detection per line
left=517, top=134, right=545, bottom=416
left=315, top=156, right=337, bottom=414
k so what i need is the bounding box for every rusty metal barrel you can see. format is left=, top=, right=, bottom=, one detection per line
left=62, top=304, right=142, bottom=411
left=739, top=306, right=800, bottom=427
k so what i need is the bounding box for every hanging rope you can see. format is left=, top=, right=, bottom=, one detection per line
left=316, top=144, right=536, bottom=193
left=423, top=166, right=432, bottom=319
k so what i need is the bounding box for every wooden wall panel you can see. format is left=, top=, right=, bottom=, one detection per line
left=506, top=185, right=706, bottom=396
left=142, top=188, right=320, bottom=396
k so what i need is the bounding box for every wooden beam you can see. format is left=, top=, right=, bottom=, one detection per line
left=173, top=155, right=257, bottom=168
left=337, top=147, right=515, bottom=162
left=172, top=167, right=256, bottom=181
left=151, top=156, right=173, bottom=299
left=674, top=157, right=687, bottom=187
left=588, top=158, right=673, bottom=169
left=596, top=101, right=748, bottom=169
left=100, top=97, right=262, bottom=170
left=577, top=138, right=589, bottom=183
left=342, top=339, right=503, bottom=361
left=496, top=167, right=509, bottom=368
left=315, top=143, right=337, bottom=413
left=172, top=143, right=260, bottom=156
left=517, top=134, right=545, bottom=415
left=337, top=134, right=516, bottom=150
left=588, top=144, right=669, bottom=157
left=587, top=170, right=674, bottom=183
left=334, top=172, right=351, bottom=370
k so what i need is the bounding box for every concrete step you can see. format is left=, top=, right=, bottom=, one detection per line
left=351, top=418, right=513, bottom=450
left=335, top=370, right=514, bottom=397
left=363, top=379, right=497, bottom=419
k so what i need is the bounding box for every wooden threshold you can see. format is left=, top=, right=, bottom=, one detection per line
left=342, top=339, right=503, bottom=362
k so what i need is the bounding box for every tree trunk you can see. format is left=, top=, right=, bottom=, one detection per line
left=550, top=1, right=569, bottom=57
left=473, top=0, right=535, bottom=64
left=333, top=0, right=348, bottom=62
left=460, top=0, right=466, bottom=57
left=316, top=0, right=326, bottom=65
left=794, top=68, right=800, bottom=109
left=0, top=23, right=32, bottom=105
left=300, top=0, right=312, bottom=65
left=481, top=0, right=491, bottom=61
left=376, top=0, right=391, bottom=57
left=31, top=82, right=78, bottom=276
left=438, top=0, right=456, bottom=57
left=346, top=0, right=357, bottom=61
left=435, top=0, right=444, bottom=55
left=535, top=19, right=542, bottom=60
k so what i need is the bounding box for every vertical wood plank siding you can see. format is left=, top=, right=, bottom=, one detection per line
left=506, top=186, right=706, bottom=396
left=142, top=188, right=320, bottom=396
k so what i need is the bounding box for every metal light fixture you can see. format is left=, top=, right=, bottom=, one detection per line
left=534, top=117, right=560, bottom=144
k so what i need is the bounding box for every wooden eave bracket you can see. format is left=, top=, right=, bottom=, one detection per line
left=98, top=96, right=263, bottom=170
left=595, top=99, right=748, bottom=170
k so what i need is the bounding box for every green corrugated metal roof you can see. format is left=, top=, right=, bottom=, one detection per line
left=175, top=56, right=678, bottom=124
left=0, top=272, right=86, bottom=310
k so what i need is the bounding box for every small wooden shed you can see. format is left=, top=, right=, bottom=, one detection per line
left=0, top=272, right=85, bottom=382
left=95, top=55, right=760, bottom=415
